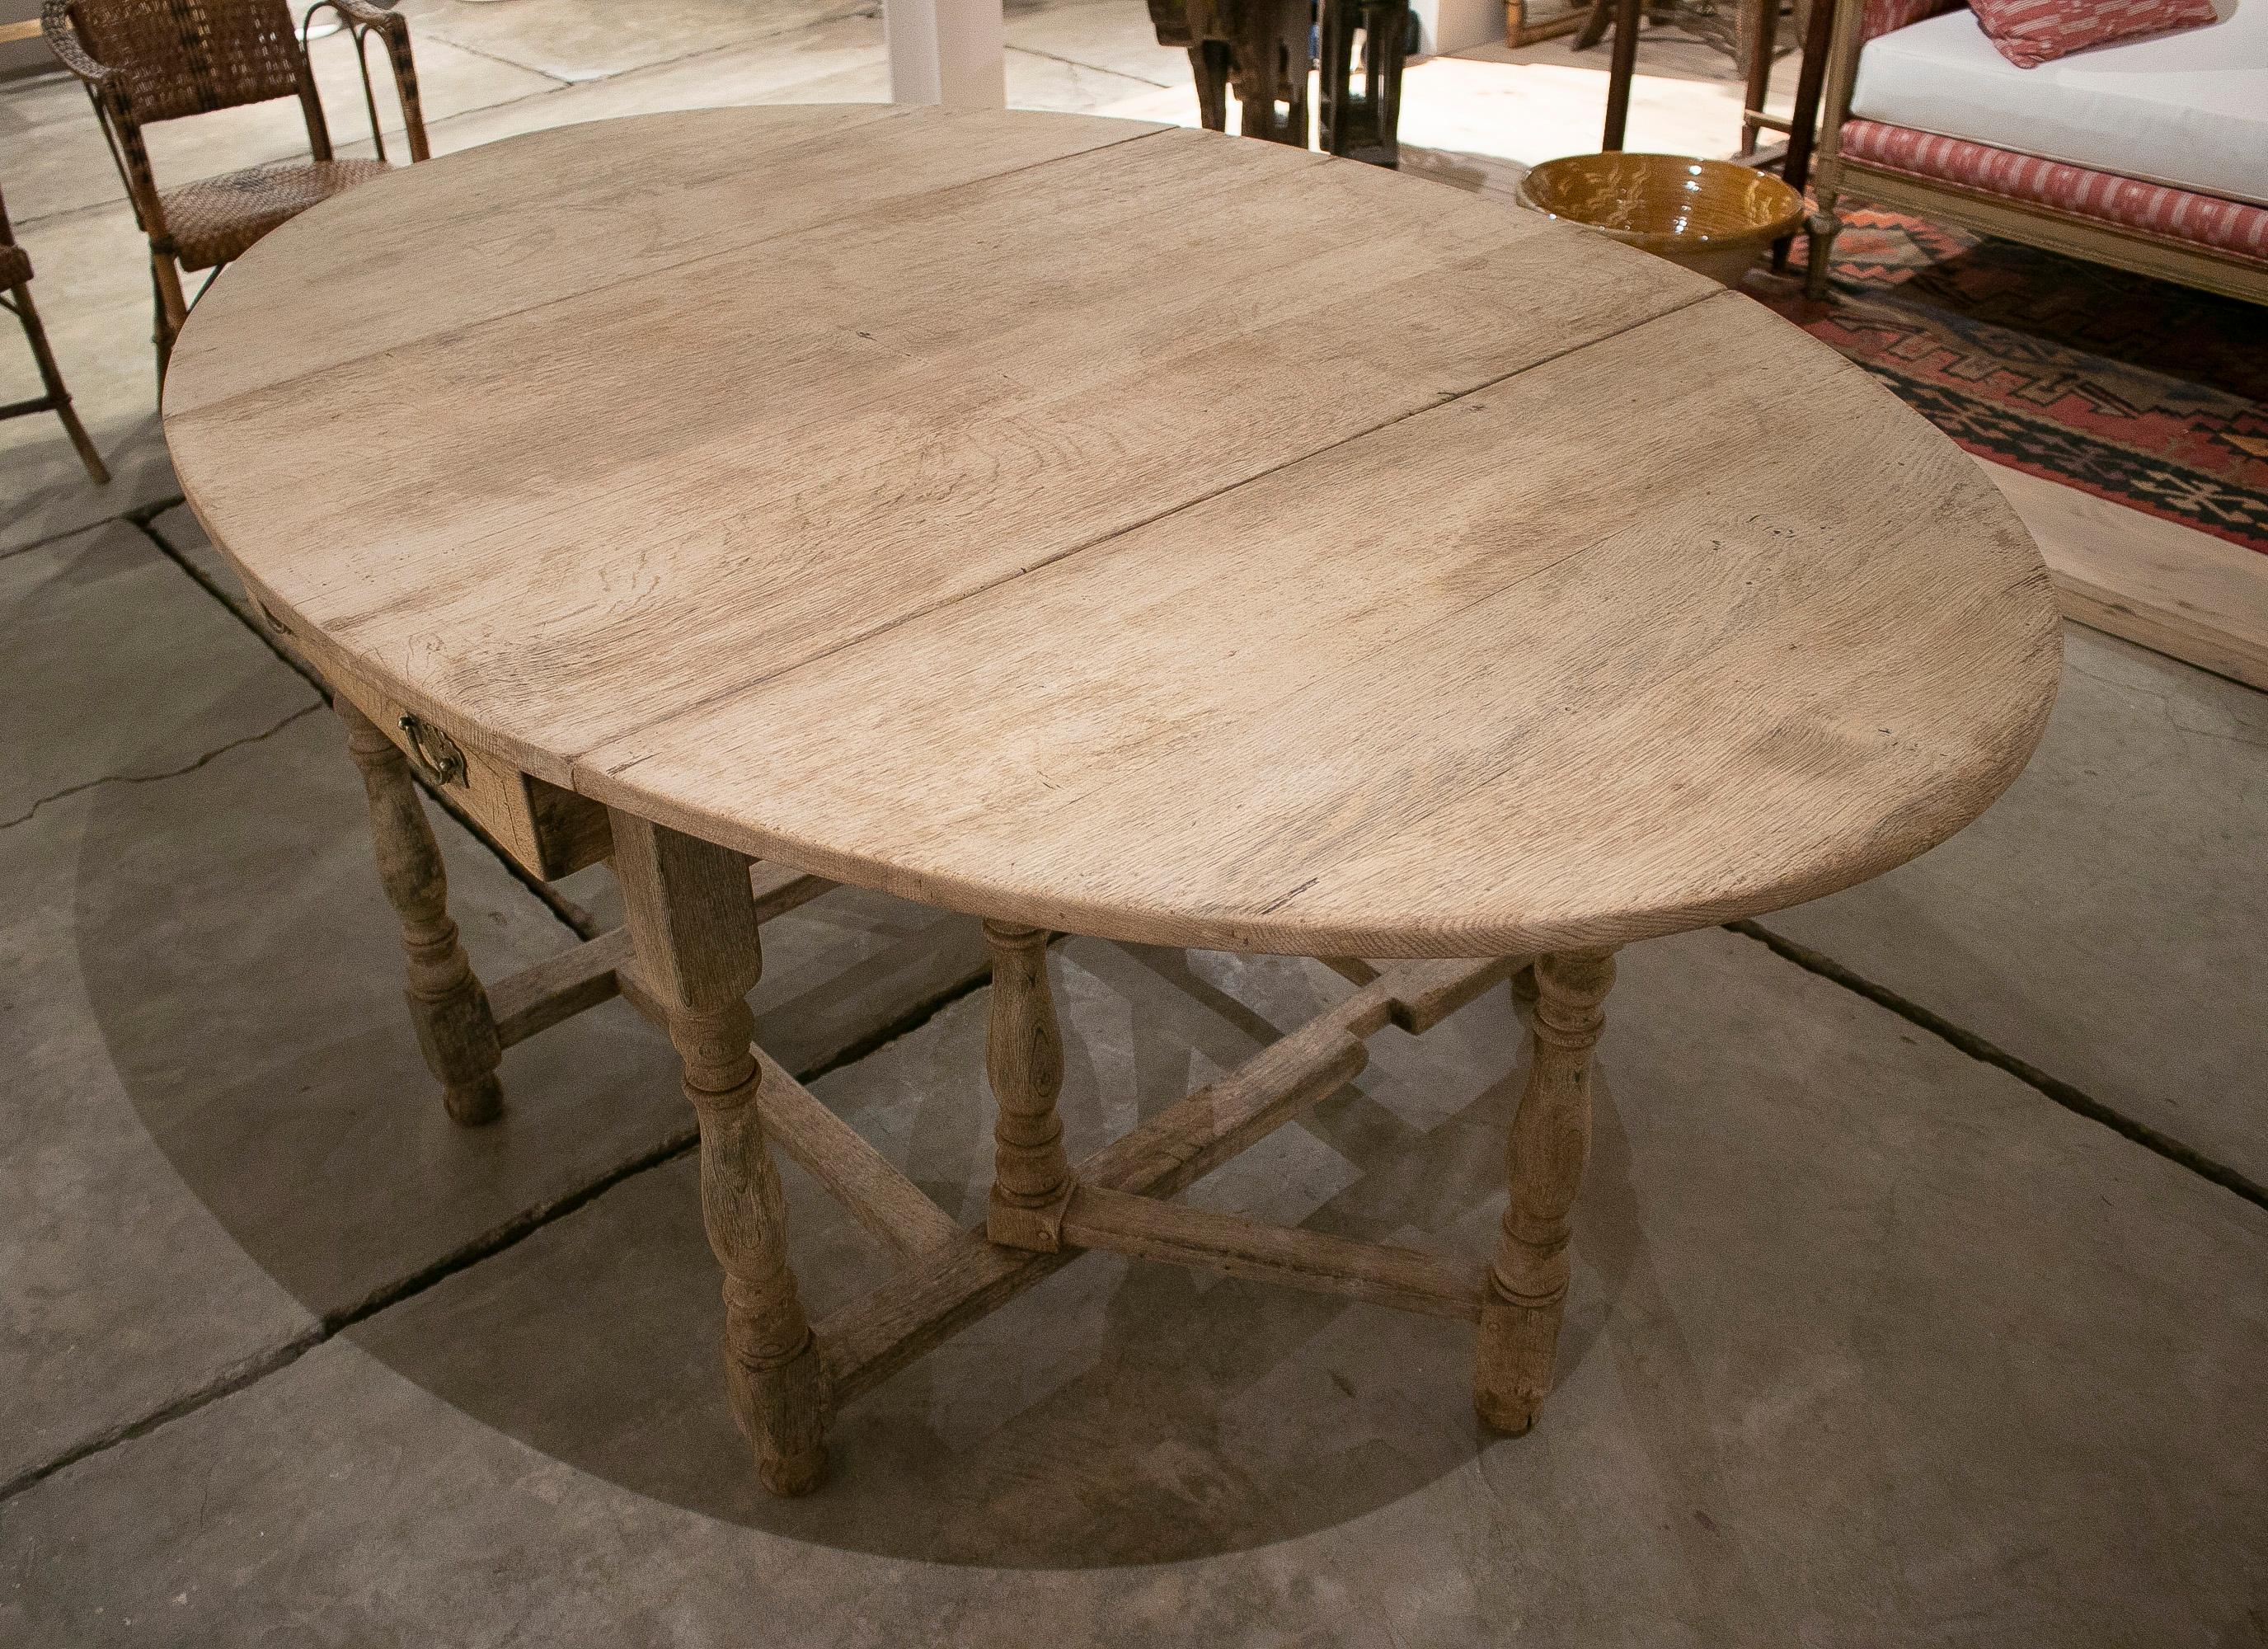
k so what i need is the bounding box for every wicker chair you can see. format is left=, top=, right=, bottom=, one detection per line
left=1, top=180, right=108, bottom=483
left=41, top=0, right=430, bottom=373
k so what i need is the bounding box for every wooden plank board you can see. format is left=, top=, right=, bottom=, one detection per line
left=751, top=1047, right=962, bottom=1257
left=167, top=116, right=1710, bottom=784
left=491, top=928, right=632, bottom=1048
left=749, top=862, right=835, bottom=925
left=1985, top=459, right=2268, bottom=693
left=491, top=865, right=829, bottom=1046
left=819, top=956, right=1505, bottom=1400
left=161, top=106, right=1164, bottom=417
left=585, top=295, right=2059, bottom=956
left=609, top=933, right=963, bottom=1258
left=167, top=106, right=2063, bottom=961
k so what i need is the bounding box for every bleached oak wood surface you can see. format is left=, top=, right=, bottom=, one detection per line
left=165, top=103, right=2062, bottom=961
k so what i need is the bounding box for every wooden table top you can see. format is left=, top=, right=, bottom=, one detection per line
left=164, top=106, right=2062, bottom=959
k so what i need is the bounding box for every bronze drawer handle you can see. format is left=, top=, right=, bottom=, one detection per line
left=398, top=713, right=467, bottom=788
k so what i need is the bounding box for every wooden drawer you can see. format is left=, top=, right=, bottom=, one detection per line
left=326, top=662, right=612, bottom=881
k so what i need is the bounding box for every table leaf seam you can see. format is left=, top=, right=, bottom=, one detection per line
left=578, top=284, right=1732, bottom=792
left=165, top=116, right=1190, bottom=425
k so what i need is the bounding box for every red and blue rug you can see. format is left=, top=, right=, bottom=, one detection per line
left=1745, top=204, right=2268, bottom=555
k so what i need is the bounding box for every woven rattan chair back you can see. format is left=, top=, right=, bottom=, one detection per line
left=65, top=0, right=317, bottom=124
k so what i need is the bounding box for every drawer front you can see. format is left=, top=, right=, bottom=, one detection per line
left=326, top=663, right=611, bottom=881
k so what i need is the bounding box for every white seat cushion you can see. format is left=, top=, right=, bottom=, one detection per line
left=1851, top=0, right=2268, bottom=208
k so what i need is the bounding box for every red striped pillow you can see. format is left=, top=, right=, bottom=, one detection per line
left=1968, top=0, right=2219, bottom=66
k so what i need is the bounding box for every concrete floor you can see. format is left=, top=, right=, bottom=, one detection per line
left=2, top=3, right=2264, bottom=1644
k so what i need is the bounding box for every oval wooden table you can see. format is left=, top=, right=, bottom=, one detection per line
left=164, top=105, right=2063, bottom=1496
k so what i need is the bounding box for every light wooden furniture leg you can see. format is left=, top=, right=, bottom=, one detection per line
left=1475, top=947, right=1615, bottom=1435
left=984, top=921, right=1073, bottom=1251
left=611, top=813, right=828, bottom=1496
left=337, top=701, right=504, bottom=1125
left=1803, top=0, right=1867, bottom=298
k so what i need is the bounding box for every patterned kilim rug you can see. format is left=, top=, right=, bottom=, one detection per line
left=1744, top=204, right=2268, bottom=555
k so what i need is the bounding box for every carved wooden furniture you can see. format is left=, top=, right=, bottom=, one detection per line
left=1317, top=0, right=1410, bottom=166
left=1580, top=0, right=1823, bottom=173
left=1805, top=0, right=2268, bottom=305
left=0, top=179, right=107, bottom=484
left=41, top=0, right=430, bottom=372
left=162, top=106, right=2064, bottom=1496
left=1152, top=0, right=1411, bottom=162
left=1173, top=0, right=1310, bottom=146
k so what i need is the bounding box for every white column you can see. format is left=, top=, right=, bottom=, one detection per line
left=886, top=0, right=1008, bottom=107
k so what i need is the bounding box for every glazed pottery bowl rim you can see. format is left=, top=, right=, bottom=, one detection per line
left=1518, top=153, right=1807, bottom=248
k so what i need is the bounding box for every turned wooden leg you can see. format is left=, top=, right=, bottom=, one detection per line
left=984, top=920, right=1073, bottom=1251
left=338, top=701, right=503, bottom=1125
left=612, top=813, right=826, bottom=1496
left=1803, top=182, right=1843, bottom=299
left=1475, top=947, right=1615, bottom=1435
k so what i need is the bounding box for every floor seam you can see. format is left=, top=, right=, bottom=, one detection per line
left=0, top=513, right=126, bottom=561
left=406, top=32, right=578, bottom=87
left=0, top=1332, right=325, bottom=1504
left=1729, top=918, right=2268, bottom=1212
left=0, top=943, right=1004, bottom=1506
left=1007, top=42, right=1179, bottom=88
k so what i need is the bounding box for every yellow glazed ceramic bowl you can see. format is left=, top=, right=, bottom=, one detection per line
left=1518, top=153, right=1806, bottom=287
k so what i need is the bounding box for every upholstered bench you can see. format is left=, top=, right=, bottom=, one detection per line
left=1808, top=0, right=2267, bottom=303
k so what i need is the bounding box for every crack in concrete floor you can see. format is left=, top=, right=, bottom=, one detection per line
left=0, top=702, right=324, bottom=832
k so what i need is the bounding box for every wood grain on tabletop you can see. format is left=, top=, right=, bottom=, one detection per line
left=162, top=106, right=2063, bottom=960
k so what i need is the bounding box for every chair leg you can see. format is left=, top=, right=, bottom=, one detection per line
left=336, top=700, right=505, bottom=1126
left=1599, top=0, right=1644, bottom=150
left=984, top=920, right=1073, bottom=1250
left=1474, top=948, right=1615, bottom=1436
left=1772, top=0, right=1836, bottom=270
left=1737, top=0, right=1777, bottom=157
left=11, top=282, right=107, bottom=484
left=1803, top=201, right=1840, bottom=298
left=151, top=251, right=189, bottom=378
left=611, top=812, right=828, bottom=1496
